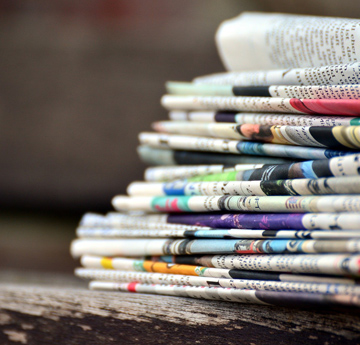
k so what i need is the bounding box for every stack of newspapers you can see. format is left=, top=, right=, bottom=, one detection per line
left=71, top=12, right=360, bottom=308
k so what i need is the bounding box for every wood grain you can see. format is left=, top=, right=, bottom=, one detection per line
left=0, top=272, right=359, bottom=344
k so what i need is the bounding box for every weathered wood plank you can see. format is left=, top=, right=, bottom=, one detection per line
left=0, top=272, right=359, bottom=344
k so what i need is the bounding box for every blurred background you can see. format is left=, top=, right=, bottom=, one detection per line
left=1, top=0, right=360, bottom=274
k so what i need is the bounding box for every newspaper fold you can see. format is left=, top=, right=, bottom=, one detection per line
left=169, top=111, right=360, bottom=126
left=127, top=176, right=360, bottom=197
left=88, top=281, right=360, bottom=308
left=139, top=133, right=357, bottom=160
left=79, top=212, right=360, bottom=230
left=80, top=255, right=360, bottom=280
left=161, top=95, right=360, bottom=116
left=112, top=195, right=360, bottom=213
left=137, top=146, right=294, bottom=166
left=76, top=268, right=360, bottom=295
left=71, top=237, right=360, bottom=257
left=153, top=122, right=360, bottom=149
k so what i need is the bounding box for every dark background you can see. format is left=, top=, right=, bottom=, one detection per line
left=1, top=0, right=360, bottom=274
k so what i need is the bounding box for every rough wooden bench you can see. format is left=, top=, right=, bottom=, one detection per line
left=0, top=271, right=359, bottom=344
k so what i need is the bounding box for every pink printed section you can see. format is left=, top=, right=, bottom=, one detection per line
left=290, top=98, right=360, bottom=116
left=127, top=282, right=138, bottom=292
left=154, top=198, right=183, bottom=212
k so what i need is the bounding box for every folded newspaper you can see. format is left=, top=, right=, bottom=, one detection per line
left=71, top=12, right=360, bottom=309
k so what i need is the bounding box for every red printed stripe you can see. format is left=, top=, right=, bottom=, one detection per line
left=290, top=98, right=360, bottom=116
left=127, top=282, right=138, bottom=292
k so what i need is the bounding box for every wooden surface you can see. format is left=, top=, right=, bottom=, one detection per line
left=0, top=271, right=360, bottom=344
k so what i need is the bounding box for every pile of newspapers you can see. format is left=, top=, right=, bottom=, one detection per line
left=71, top=12, right=360, bottom=308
